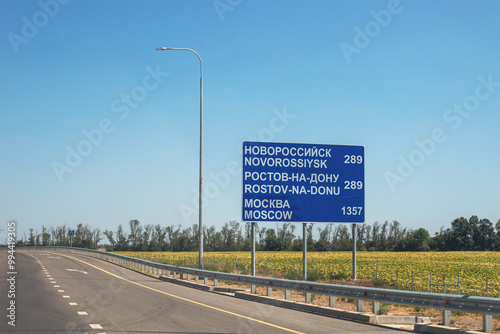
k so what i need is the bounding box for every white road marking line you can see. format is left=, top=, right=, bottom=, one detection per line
left=63, top=295, right=70, bottom=298
left=48, top=278, right=54, bottom=280
left=69, top=302, right=78, bottom=306
left=51, top=281, right=57, bottom=284
left=66, top=269, right=89, bottom=275
left=89, top=324, right=103, bottom=329
left=78, top=311, right=88, bottom=315
left=58, top=290, right=64, bottom=292
left=54, top=285, right=60, bottom=287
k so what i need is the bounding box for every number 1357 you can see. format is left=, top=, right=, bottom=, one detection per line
left=341, top=206, right=363, bottom=215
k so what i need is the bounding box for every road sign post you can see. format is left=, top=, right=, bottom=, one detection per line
left=68, top=230, right=75, bottom=247
left=242, top=141, right=364, bottom=223
left=242, top=141, right=364, bottom=280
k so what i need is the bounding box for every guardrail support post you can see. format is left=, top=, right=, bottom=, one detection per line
left=173, top=272, right=177, bottom=279
left=251, top=285, right=256, bottom=294
left=483, top=314, right=492, bottom=332
left=285, top=290, right=290, bottom=300
left=267, top=287, right=272, bottom=297
left=187, top=274, right=191, bottom=281
left=357, top=300, right=364, bottom=312
left=305, top=292, right=311, bottom=303
left=204, top=277, right=208, bottom=285
left=442, top=310, right=451, bottom=326
left=373, top=301, right=380, bottom=315
left=195, top=275, right=199, bottom=283
left=214, top=279, right=218, bottom=286
left=329, top=296, right=335, bottom=308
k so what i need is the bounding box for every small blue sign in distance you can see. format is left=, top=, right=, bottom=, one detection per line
left=242, top=141, right=364, bottom=223
left=68, top=230, right=75, bottom=237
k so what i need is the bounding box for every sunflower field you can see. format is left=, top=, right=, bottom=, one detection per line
left=114, top=251, right=500, bottom=297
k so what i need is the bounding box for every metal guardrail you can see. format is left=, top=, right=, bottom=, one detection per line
left=23, top=247, right=500, bottom=330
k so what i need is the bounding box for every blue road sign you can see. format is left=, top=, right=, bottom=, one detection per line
left=242, top=141, right=364, bottom=223
left=68, top=230, right=75, bottom=237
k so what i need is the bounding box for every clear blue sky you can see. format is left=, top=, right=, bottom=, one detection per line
left=1, top=0, right=499, bottom=243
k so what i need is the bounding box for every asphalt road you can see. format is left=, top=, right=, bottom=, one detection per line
left=1, top=250, right=409, bottom=333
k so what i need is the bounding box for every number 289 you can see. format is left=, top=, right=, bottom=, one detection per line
left=344, top=155, right=362, bottom=164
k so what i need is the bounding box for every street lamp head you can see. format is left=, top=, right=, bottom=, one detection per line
left=156, top=47, right=172, bottom=50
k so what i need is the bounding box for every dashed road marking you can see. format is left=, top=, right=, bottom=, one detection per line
left=89, top=324, right=103, bottom=329
left=69, top=302, right=78, bottom=306
left=78, top=311, right=88, bottom=315
left=63, top=295, right=70, bottom=298
left=58, top=290, right=65, bottom=292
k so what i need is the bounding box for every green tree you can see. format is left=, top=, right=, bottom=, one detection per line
left=449, top=217, right=474, bottom=250
left=263, top=229, right=284, bottom=251
left=41, top=225, right=51, bottom=246
left=396, top=228, right=430, bottom=251
left=28, top=228, right=36, bottom=246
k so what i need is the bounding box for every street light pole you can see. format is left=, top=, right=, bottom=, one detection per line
left=156, top=47, right=204, bottom=269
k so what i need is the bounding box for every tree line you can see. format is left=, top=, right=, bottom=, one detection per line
left=15, top=215, right=500, bottom=252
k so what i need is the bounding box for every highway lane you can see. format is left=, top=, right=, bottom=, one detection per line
left=1, top=250, right=409, bottom=333
left=1, top=250, right=96, bottom=332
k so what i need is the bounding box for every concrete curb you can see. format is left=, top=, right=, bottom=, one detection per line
left=234, top=291, right=429, bottom=326
left=159, top=275, right=439, bottom=328
left=414, top=324, right=484, bottom=334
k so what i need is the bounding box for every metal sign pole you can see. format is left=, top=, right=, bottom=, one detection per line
left=251, top=222, right=256, bottom=276
left=352, top=223, right=357, bottom=280
left=303, top=223, right=307, bottom=280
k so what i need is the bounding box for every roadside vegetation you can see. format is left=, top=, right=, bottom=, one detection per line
left=16, top=215, right=500, bottom=253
